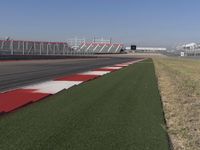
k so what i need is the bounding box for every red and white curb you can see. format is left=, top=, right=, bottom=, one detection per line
left=22, top=81, right=83, bottom=94
left=0, top=59, right=145, bottom=114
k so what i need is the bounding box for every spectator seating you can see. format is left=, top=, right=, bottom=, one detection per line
left=0, top=40, right=73, bottom=55
left=78, top=43, right=123, bottom=54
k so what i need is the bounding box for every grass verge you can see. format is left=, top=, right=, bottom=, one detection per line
left=0, top=59, right=169, bottom=150
left=153, top=57, right=200, bottom=150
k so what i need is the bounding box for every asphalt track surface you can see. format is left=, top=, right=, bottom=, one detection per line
left=0, top=57, right=137, bottom=92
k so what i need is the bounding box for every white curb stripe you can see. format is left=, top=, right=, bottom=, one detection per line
left=22, top=81, right=82, bottom=94
left=80, top=71, right=111, bottom=76
left=101, top=66, right=123, bottom=70
left=115, top=64, right=129, bottom=67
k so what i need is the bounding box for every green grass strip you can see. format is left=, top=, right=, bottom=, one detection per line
left=0, top=59, right=169, bottom=150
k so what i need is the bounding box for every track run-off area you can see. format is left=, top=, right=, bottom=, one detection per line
left=0, top=59, right=170, bottom=150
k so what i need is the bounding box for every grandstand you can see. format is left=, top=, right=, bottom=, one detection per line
left=0, top=39, right=77, bottom=55
left=78, top=42, right=123, bottom=54
left=0, top=37, right=124, bottom=56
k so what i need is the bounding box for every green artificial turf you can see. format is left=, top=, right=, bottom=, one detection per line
left=0, top=59, right=169, bottom=150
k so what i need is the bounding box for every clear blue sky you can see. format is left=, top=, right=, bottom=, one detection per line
left=0, top=0, right=200, bottom=48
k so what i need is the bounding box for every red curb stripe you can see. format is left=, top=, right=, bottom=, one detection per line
left=0, top=89, right=49, bottom=113
left=55, top=74, right=99, bottom=82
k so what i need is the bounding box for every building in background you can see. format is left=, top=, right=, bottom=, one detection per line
left=176, top=42, right=200, bottom=56
left=136, top=47, right=167, bottom=53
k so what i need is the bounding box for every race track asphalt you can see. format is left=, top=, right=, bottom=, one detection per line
left=0, top=57, right=138, bottom=92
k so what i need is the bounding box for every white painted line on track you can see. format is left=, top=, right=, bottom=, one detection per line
left=22, top=81, right=83, bottom=94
